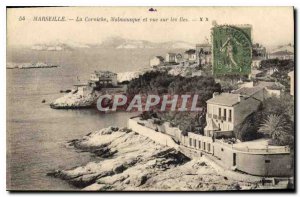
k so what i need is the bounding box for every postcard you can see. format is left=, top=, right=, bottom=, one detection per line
left=6, top=6, right=295, bottom=191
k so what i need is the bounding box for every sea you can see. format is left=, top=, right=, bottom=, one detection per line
left=6, top=47, right=172, bottom=190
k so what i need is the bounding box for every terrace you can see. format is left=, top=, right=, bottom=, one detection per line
left=216, top=138, right=290, bottom=154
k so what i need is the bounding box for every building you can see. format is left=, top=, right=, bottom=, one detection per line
left=150, top=56, right=164, bottom=67
left=250, top=69, right=264, bottom=79
left=74, top=83, right=90, bottom=96
left=204, top=92, right=261, bottom=137
left=196, top=43, right=212, bottom=66
left=89, top=71, right=118, bottom=89
left=268, top=51, right=294, bottom=60
left=233, top=81, right=284, bottom=101
left=184, top=49, right=197, bottom=62
left=127, top=91, right=293, bottom=177
left=128, top=110, right=292, bottom=177
left=175, top=53, right=183, bottom=63
left=165, top=53, right=176, bottom=63
left=252, top=43, right=267, bottom=68
left=288, top=71, right=294, bottom=96
left=268, top=44, right=294, bottom=60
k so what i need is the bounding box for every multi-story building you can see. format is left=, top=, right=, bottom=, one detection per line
left=89, top=71, right=118, bottom=89
left=128, top=91, right=293, bottom=177
left=204, top=92, right=261, bottom=137
left=252, top=43, right=267, bottom=68
left=165, top=53, right=177, bottom=63
left=196, top=43, right=212, bottom=66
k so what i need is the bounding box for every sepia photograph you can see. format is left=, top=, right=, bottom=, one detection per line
left=6, top=6, right=295, bottom=191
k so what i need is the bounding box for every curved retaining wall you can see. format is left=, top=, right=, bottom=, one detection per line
left=213, top=142, right=292, bottom=177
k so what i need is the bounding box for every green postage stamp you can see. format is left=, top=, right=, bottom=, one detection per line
left=212, top=25, right=252, bottom=75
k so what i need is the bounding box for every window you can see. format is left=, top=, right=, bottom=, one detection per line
left=265, top=160, right=271, bottom=163
left=229, top=110, right=232, bottom=122
left=189, top=138, right=192, bottom=146
left=203, top=142, right=206, bottom=150
left=208, top=143, right=211, bottom=152
left=223, top=108, right=227, bottom=120
left=218, top=108, right=221, bottom=119
left=221, top=148, right=224, bottom=151
left=198, top=141, right=201, bottom=149
left=194, top=139, right=197, bottom=148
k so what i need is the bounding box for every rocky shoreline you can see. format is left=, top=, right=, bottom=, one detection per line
left=50, top=91, right=99, bottom=109
left=47, top=126, right=261, bottom=191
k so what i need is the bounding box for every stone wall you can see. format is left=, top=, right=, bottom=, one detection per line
left=213, top=141, right=292, bottom=176
left=127, top=118, right=179, bottom=149
left=127, top=117, right=292, bottom=177
left=236, top=152, right=293, bottom=177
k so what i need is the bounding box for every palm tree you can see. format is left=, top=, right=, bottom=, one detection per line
left=259, top=114, right=290, bottom=145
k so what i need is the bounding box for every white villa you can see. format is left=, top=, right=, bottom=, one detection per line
left=165, top=53, right=177, bottom=63
left=128, top=91, right=292, bottom=177
left=204, top=92, right=261, bottom=137
left=89, top=70, right=118, bottom=87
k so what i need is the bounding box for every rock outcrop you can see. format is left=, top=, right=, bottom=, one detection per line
left=50, top=91, right=99, bottom=109
left=48, top=126, right=261, bottom=191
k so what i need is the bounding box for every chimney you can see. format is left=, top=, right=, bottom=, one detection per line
left=213, top=92, right=219, bottom=98
left=238, top=95, right=242, bottom=102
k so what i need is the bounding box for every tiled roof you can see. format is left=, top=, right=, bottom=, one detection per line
left=232, top=86, right=264, bottom=96
left=167, top=53, right=176, bottom=56
left=94, top=71, right=117, bottom=76
left=256, top=81, right=282, bottom=88
left=74, top=83, right=88, bottom=86
left=233, top=81, right=284, bottom=96
left=184, top=49, right=196, bottom=54
left=206, top=93, right=242, bottom=106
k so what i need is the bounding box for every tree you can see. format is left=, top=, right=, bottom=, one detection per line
left=234, top=111, right=263, bottom=141
left=259, top=114, right=293, bottom=146
left=126, top=71, right=221, bottom=135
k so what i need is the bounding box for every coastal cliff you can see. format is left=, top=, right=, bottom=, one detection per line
left=48, top=126, right=260, bottom=191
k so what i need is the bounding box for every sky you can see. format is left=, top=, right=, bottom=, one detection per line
left=7, top=7, right=294, bottom=48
